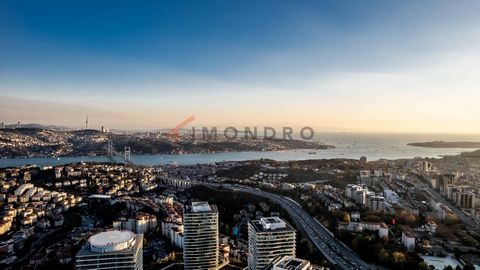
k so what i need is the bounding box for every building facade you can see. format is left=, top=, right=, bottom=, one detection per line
left=75, top=230, right=143, bottom=270
left=183, top=202, right=219, bottom=270
left=456, top=191, right=475, bottom=209
left=248, top=217, right=296, bottom=270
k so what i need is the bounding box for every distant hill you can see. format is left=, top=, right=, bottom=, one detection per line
left=71, top=129, right=104, bottom=135
left=0, top=126, right=334, bottom=158
left=460, top=150, right=480, bottom=157
left=2, top=123, right=72, bottom=131
left=408, top=141, right=480, bottom=148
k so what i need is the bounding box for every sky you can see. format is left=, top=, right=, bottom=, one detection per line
left=1, top=0, right=480, bottom=132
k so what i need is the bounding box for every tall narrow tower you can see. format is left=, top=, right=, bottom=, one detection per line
left=248, top=217, right=296, bottom=270
left=85, top=114, right=89, bottom=130
left=107, top=140, right=114, bottom=156
left=124, top=146, right=131, bottom=162
left=183, top=202, right=219, bottom=270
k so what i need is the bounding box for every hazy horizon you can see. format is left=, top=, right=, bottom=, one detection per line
left=6, top=120, right=480, bottom=137
left=2, top=1, right=480, bottom=133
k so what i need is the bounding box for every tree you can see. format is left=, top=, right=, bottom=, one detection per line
left=376, top=248, right=390, bottom=264
left=392, top=251, right=406, bottom=263
left=404, top=214, right=417, bottom=225
left=436, top=224, right=452, bottom=237
left=332, top=210, right=345, bottom=220
left=224, top=224, right=231, bottom=235
left=381, top=235, right=389, bottom=242
left=445, top=214, right=459, bottom=226
left=397, top=209, right=418, bottom=225
left=443, top=266, right=453, bottom=270
left=425, top=215, right=435, bottom=223
left=363, top=214, right=383, bottom=223
left=351, top=236, right=360, bottom=250
left=463, top=263, right=475, bottom=270
left=296, top=238, right=316, bottom=262
left=418, top=262, right=429, bottom=270
left=343, top=212, right=351, bottom=223
left=453, top=248, right=461, bottom=260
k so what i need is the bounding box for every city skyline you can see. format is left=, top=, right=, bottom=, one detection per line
left=2, top=1, right=480, bottom=133
left=3, top=2, right=480, bottom=268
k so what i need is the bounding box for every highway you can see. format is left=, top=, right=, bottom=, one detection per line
left=205, top=183, right=373, bottom=270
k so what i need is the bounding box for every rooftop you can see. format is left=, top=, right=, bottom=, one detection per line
left=76, top=233, right=143, bottom=258
left=191, top=202, right=211, bottom=212
left=274, top=256, right=311, bottom=270
left=402, top=228, right=417, bottom=238
left=251, top=217, right=295, bottom=232
left=88, top=194, right=111, bottom=200
left=88, top=230, right=137, bottom=253
left=184, top=201, right=218, bottom=214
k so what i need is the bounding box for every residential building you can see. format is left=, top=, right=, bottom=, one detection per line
left=401, top=229, right=416, bottom=252
left=248, top=217, right=296, bottom=270
left=455, top=191, right=475, bottom=209
left=183, top=202, right=219, bottom=270
left=366, top=195, right=386, bottom=213
left=264, top=256, right=312, bottom=270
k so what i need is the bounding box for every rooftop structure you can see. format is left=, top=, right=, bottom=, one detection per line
left=88, top=194, right=111, bottom=200
left=75, top=230, right=143, bottom=269
left=261, top=217, right=286, bottom=230
left=89, top=230, right=136, bottom=253
left=190, top=201, right=211, bottom=213
left=270, top=256, right=312, bottom=270
left=250, top=217, right=294, bottom=232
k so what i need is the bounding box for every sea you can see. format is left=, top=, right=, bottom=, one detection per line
left=1, top=132, right=480, bottom=168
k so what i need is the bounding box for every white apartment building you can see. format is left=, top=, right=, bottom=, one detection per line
left=248, top=217, right=296, bottom=270
left=183, top=202, right=219, bottom=270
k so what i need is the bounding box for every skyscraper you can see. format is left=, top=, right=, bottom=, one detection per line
left=75, top=230, right=143, bottom=270
left=183, top=202, right=219, bottom=270
left=248, top=217, right=296, bottom=270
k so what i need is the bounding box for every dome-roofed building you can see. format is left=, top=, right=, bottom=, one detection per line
left=75, top=230, right=143, bottom=270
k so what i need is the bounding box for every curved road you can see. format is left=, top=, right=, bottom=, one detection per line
left=207, top=183, right=373, bottom=270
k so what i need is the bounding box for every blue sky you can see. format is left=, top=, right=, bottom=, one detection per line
left=1, top=1, right=480, bottom=132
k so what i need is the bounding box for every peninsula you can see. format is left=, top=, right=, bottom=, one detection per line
left=408, top=141, right=480, bottom=148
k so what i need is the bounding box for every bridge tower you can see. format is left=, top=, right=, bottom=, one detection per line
left=107, top=140, right=113, bottom=156
left=124, top=146, right=131, bottom=162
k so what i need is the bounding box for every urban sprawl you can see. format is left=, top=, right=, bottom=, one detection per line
left=1, top=151, right=480, bottom=270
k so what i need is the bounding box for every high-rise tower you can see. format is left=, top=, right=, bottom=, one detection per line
left=183, top=202, right=219, bottom=270
left=248, top=217, right=296, bottom=270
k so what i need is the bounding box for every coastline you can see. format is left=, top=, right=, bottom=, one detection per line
left=407, top=141, right=480, bottom=148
